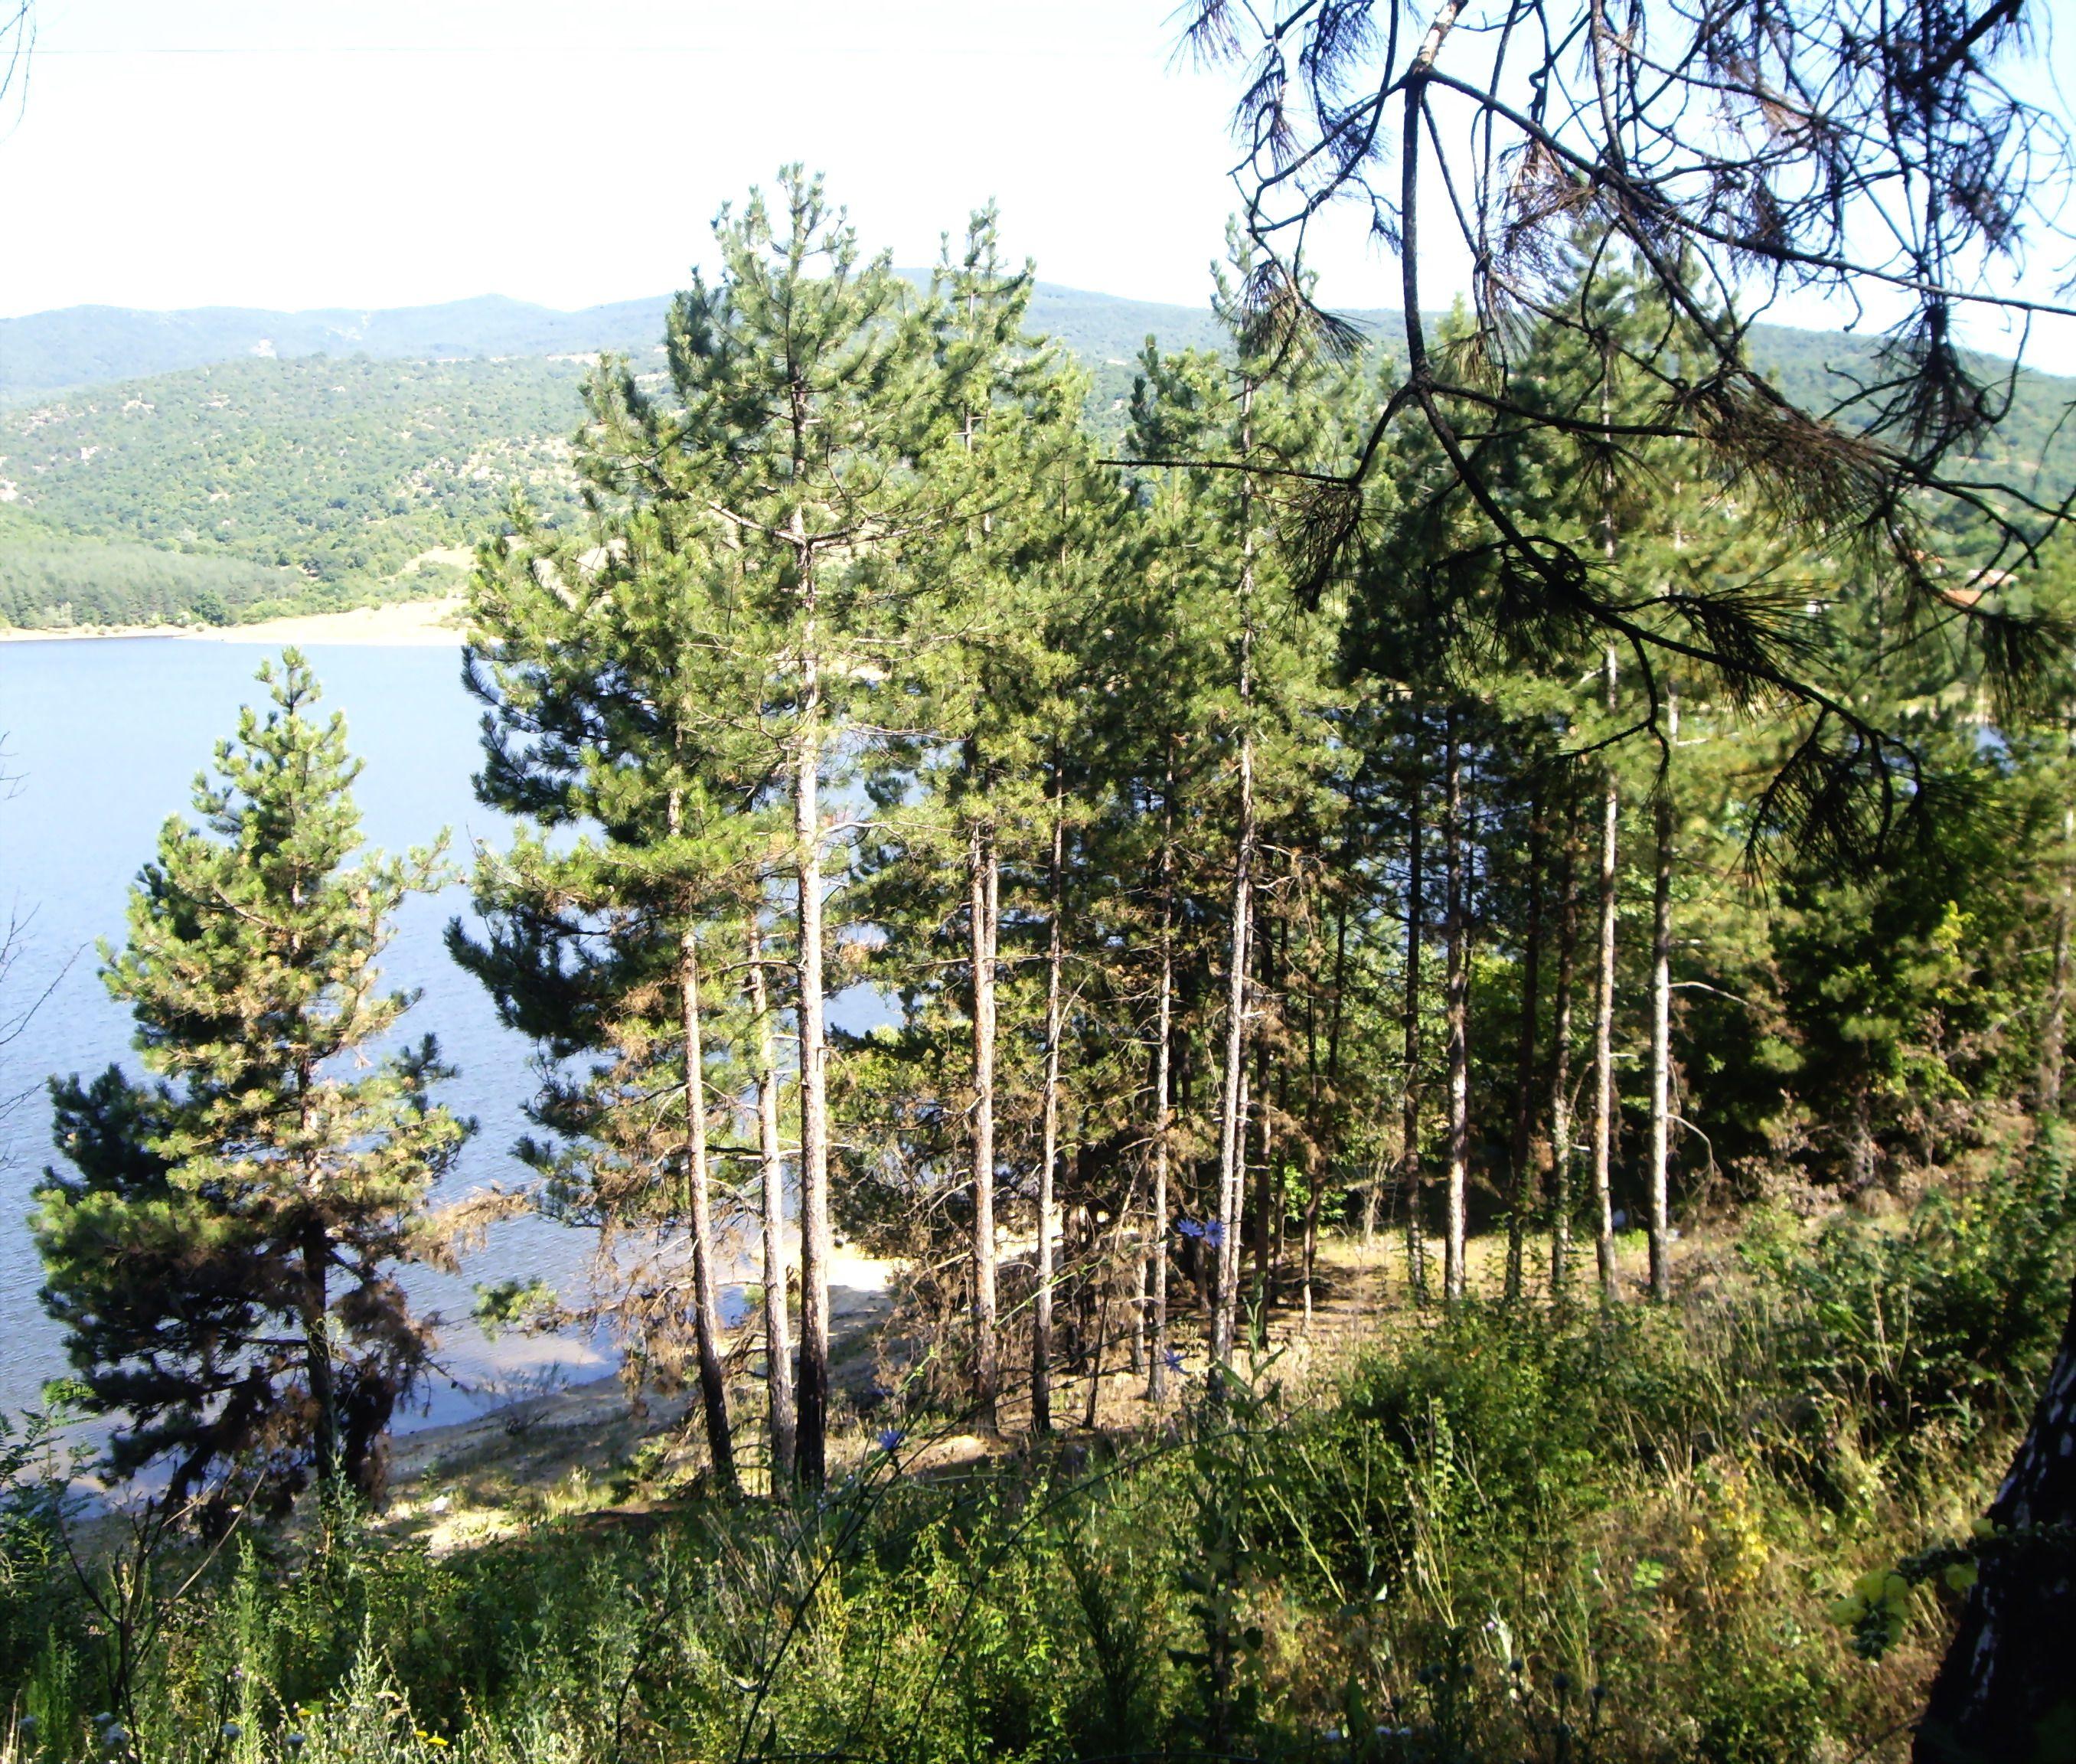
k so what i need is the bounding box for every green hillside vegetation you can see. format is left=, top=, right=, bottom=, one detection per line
left=0, top=356, right=589, bottom=629
left=1, top=292, right=2072, bottom=633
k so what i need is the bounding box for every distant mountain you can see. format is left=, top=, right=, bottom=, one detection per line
left=0, top=294, right=674, bottom=400
left=1, top=280, right=2070, bottom=633
left=0, top=283, right=1373, bottom=403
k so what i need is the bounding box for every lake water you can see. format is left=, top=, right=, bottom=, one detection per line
left=0, top=639, right=652, bottom=1432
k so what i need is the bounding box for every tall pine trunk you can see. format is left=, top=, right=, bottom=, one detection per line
left=792, top=562, right=833, bottom=1486
left=1443, top=710, right=1470, bottom=1304
left=968, top=814, right=1000, bottom=1429
left=302, top=1217, right=337, bottom=1498
left=1506, top=789, right=1546, bottom=1302
left=1647, top=694, right=1676, bottom=1303
left=1401, top=717, right=1428, bottom=1302
left=1033, top=805, right=1065, bottom=1433
left=1213, top=433, right=1258, bottom=1375
left=677, top=922, right=736, bottom=1491
left=1145, top=775, right=1177, bottom=1403
left=1548, top=807, right=1580, bottom=1297
left=746, top=923, right=795, bottom=1482
left=1592, top=648, right=1621, bottom=1303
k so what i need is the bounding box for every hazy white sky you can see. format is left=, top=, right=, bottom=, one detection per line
left=0, top=0, right=1405, bottom=317
left=2, top=2, right=2068, bottom=348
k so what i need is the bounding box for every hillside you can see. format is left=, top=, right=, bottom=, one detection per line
left=2, top=285, right=2071, bottom=632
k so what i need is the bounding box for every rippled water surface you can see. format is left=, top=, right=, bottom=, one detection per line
left=0, top=638, right=608, bottom=1429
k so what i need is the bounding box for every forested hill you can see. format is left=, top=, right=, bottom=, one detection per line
left=2, top=282, right=2071, bottom=631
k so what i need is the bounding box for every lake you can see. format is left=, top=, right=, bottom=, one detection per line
left=0, top=638, right=668, bottom=1432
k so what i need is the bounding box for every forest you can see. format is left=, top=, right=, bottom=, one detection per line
left=6, top=0, right=2076, bottom=1757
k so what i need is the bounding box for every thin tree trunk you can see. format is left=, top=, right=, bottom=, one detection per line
left=746, top=923, right=795, bottom=1483
left=1146, top=777, right=1177, bottom=1403
left=1402, top=715, right=1428, bottom=1302
left=1506, top=789, right=1546, bottom=1303
left=1592, top=647, right=1621, bottom=1304
left=1213, top=624, right=1255, bottom=1370
left=677, top=922, right=736, bottom=1491
left=302, top=1220, right=337, bottom=1498
left=1034, top=803, right=1065, bottom=1434
left=1548, top=805, right=1579, bottom=1298
left=1252, top=900, right=1276, bottom=1302
left=1647, top=691, right=1677, bottom=1303
left=792, top=560, right=833, bottom=1487
left=2040, top=805, right=2074, bottom=1115
left=968, top=813, right=1000, bottom=1430
left=1444, top=710, right=1470, bottom=1304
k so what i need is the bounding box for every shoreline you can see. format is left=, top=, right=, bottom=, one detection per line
left=0, top=596, right=466, bottom=648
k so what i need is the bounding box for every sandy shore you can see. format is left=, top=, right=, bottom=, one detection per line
left=0, top=596, right=466, bottom=647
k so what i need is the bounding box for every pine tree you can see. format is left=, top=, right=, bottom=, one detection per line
left=34, top=652, right=468, bottom=1516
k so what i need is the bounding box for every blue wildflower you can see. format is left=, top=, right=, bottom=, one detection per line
left=1176, top=1219, right=1205, bottom=1240
left=876, top=1426, right=904, bottom=1453
left=1164, top=1348, right=1185, bottom=1374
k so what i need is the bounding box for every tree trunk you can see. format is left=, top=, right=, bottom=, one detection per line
left=1146, top=782, right=1176, bottom=1403
left=302, top=1219, right=337, bottom=1498
left=2039, top=806, right=2073, bottom=1116
left=1443, top=710, right=1470, bottom=1305
left=1213, top=658, right=1255, bottom=1372
left=1402, top=717, right=1428, bottom=1302
left=1592, top=648, right=1621, bottom=1304
left=1507, top=789, right=1546, bottom=1303
left=1914, top=1278, right=2076, bottom=1762
left=1647, top=694, right=1677, bottom=1303
left=1252, top=901, right=1277, bottom=1304
left=677, top=923, right=736, bottom=1491
left=1034, top=805, right=1065, bottom=1433
left=968, top=815, right=1000, bottom=1431
left=1548, top=805, right=1579, bottom=1298
left=746, top=923, right=795, bottom=1483
left=792, top=586, right=833, bottom=1487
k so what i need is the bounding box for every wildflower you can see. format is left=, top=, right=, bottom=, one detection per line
left=285, top=1736, right=306, bottom=1753
left=221, top=1723, right=243, bottom=1741
left=876, top=1426, right=903, bottom=1453
left=1176, top=1219, right=1205, bottom=1240
left=17, top=1717, right=37, bottom=1740
left=102, top=1726, right=127, bottom=1753
left=1970, top=1515, right=1999, bottom=1541
left=1552, top=1672, right=1572, bottom=1695
left=1944, top=1560, right=1979, bottom=1592
left=1164, top=1348, right=1184, bottom=1374
left=1203, top=1220, right=1224, bottom=1247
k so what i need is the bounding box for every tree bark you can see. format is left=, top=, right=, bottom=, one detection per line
left=1033, top=804, right=1065, bottom=1433
left=968, top=815, right=1000, bottom=1431
left=792, top=567, right=833, bottom=1487
left=1213, top=628, right=1255, bottom=1371
left=1145, top=775, right=1177, bottom=1403
left=1647, top=694, right=1677, bottom=1303
left=1592, top=647, right=1621, bottom=1304
left=1402, top=716, right=1428, bottom=1302
left=302, top=1219, right=337, bottom=1498
left=1443, top=710, right=1470, bottom=1304
left=677, top=923, right=736, bottom=1491
left=746, top=923, right=795, bottom=1483
left=1507, top=788, right=1546, bottom=1303
left=1914, top=1278, right=2076, bottom=1762
left=1548, top=805, right=1580, bottom=1298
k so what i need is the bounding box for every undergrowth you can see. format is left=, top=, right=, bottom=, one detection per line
left=3, top=1129, right=2070, bottom=1764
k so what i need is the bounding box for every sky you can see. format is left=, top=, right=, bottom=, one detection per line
left=0, top=0, right=2069, bottom=352
left=0, top=0, right=1402, bottom=318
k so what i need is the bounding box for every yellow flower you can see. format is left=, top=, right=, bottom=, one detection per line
left=1943, top=1561, right=1979, bottom=1592
left=1970, top=1516, right=1998, bottom=1541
